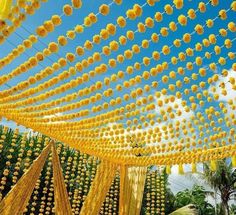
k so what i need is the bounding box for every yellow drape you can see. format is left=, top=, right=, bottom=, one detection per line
left=0, top=0, right=13, bottom=19
left=80, top=160, right=118, bottom=215
left=119, top=166, right=147, bottom=215
left=0, top=142, right=52, bottom=215
left=52, top=142, right=73, bottom=215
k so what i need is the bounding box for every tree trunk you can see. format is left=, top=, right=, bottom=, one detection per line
left=221, top=201, right=229, bottom=215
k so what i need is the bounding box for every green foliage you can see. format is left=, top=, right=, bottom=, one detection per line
left=201, top=160, right=236, bottom=215
left=229, top=204, right=236, bottom=215
left=174, top=185, right=215, bottom=215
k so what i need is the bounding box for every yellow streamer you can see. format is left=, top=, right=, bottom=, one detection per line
left=52, top=142, right=73, bottom=215
left=80, top=160, right=118, bottom=215
left=119, top=166, right=147, bottom=215
left=210, top=160, right=217, bottom=172
left=0, top=141, right=52, bottom=214
left=191, top=163, right=197, bottom=173
left=166, top=165, right=171, bottom=174
left=232, top=156, right=236, bottom=167
left=178, top=164, right=184, bottom=175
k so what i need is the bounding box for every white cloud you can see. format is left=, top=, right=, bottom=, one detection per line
left=208, top=69, right=236, bottom=118
left=154, top=95, right=195, bottom=122
left=43, top=112, right=63, bottom=119
left=208, top=69, right=236, bottom=102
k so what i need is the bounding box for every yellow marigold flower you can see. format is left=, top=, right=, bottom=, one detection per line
left=133, top=4, right=142, bottom=16
left=108, top=59, right=116, bottom=68
left=124, top=49, right=133, bottom=59
left=164, top=4, right=173, bottom=15
left=169, top=21, right=177, bottom=31
left=36, top=52, right=44, bottom=61
left=138, top=22, right=146, bottom=33
left=66, top=53, right=75, bottom=62
left=58, top=35, right=67, bottom=46
left=155, top=12, right=162, bottom=22
left=100, top=29, right=109, bottom=40
left=198, top=2, right=206, bottom=13
left=29, top=35, right=37, bottom=43
left=117, top=54, right=124, bottom=63
left=99, top=4, right=110, bottom=16
left=102, top=46, right=111, bottom=56
left=106, top=23, right=116, bottom=35
left=173, top=0, right=183, bottom=9
left=84, top=17, right=92, bottom=27
left=51, top=15, right=62, bottom=26
left=110, top=41, right=119, bottom=51
left=183, top=33, right=191, bottom=43
left=178, top=14, right=187, bottom=26
left=117, top=16, right=126, bottom=28
left=43, top=20, right=54, bottom=32
left=194, top=24, right=204, bottom=35
left=142, top=39, right=149, bottom=48
left=66, top=30, right=76, bottom=39
left=145, top=17, right=154, bottom=28
left=228, top=22, right=236, bottom=32
left=219, top=9, right=227, bottom=20
left=126, top=9, right=136, bottom=20
left=206, top=19, right=214, bottom=28
left=75, top=24, right=84, bottom=33
left=36, top=25, right=47, bottom=37
left=84, top=40, right=93, bottom=50
left=126, top=30, right=134, bottom=40
left=187, top=9, right=196, bottom=19
left=162, top=45, right=170, bottom=55
left=76, top=46, right=84, bottom=56
left=48, top=42, right=58, bottom=53
left=72, top=0, right=82, bottom=8
left=93, top=34, right=101, bottom=44
left=23, top=39, right=32, bottom=48
left=63, top=4, right=73, bottom=16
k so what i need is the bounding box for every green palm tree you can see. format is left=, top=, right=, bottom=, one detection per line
left=201, top=160, right=236, bottom=215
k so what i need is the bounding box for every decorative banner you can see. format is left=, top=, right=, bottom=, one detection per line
left=52, top=142, right=73, bottom=215
left=119, top=166, right=147, bottom=215
left=0, top=0, right=13, bottom=19
left=80, top=160, right=118, bottom=215
left=0, top=141, right=52, bottom=215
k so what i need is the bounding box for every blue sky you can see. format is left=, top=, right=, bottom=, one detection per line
left=0, top=0, right=235, bottom=144
left=0, top=0, right=234, bottom=133
left=0, top=0, right=235, bottom=142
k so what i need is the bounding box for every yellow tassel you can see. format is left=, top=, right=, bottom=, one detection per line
left=166, top=165, right=171, bottom=174
left=232, top=156, right=236, bottom=167
left=191, top=163, right=197, bottom=173
left=210, top=160, right=217, bottom=171
left=178, top=164, right=184, bottom=175
left=0, top=0, right=13, bottom=19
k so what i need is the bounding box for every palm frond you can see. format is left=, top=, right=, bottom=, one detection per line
left=169, top=204, right=198, bottom=215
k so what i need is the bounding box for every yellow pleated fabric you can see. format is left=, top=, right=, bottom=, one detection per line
left=52, top=142, right=73, bottom=215
left=119, top=166, right=147, bottom=215
left=0, top=142, right=52, bottom=215
left=0, top=0, right=13, bottom=19
left=80, top=160, right=118, bottom=215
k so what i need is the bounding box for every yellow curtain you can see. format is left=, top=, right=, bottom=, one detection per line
left=52, top=142, right=73, bottom=215
left=0, top=142, right=52, bottom=215
left=0, top=0, right=13, bottom=19
left=119, top=166, right=147, bottom=215
left=80, top=160, right=118, bottom=215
